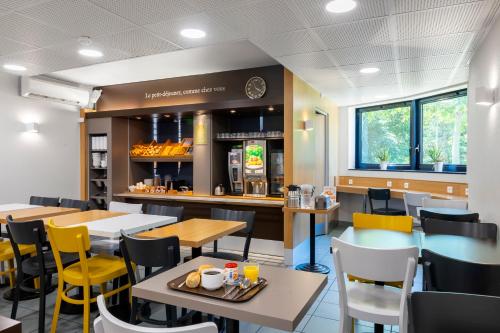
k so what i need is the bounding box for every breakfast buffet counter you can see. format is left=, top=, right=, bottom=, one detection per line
left=114, top=192, right=284, bottom=207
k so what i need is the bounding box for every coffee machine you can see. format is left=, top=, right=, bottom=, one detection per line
left=228, top=148, right=243, bottom=195
left=269, top=149, right=284, bottom=197
left=243, top=140, right=268, bottom=197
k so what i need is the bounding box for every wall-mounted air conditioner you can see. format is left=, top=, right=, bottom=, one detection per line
left=20, top=76, right=90, bottom=106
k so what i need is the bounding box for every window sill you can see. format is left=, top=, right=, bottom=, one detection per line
left=348, top=169, right=466, bottom=175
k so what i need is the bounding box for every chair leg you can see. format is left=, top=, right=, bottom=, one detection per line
left=50, top=282, right=63, bottom=333
left=10, top=276, right=20, bottom=319
left=130, top=296, right=138, bottom=324
left=339, top=314, right=352, bottom=333
left=83, top=285, right=90, bottom=333
left=38, top=274, right=46, bottom=333
left=7, top=260, right=15, bottom=289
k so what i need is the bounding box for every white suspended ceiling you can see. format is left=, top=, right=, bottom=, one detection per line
left=0, top=0, right=499, bottom=106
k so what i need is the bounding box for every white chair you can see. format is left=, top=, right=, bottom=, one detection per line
left=94, top=295, right=218, bottom=333
left=422, top=198, right=468, bottom=210
left=108, top=201, right=143, bottom=214
left=403, top=192, right=431, bottom=227
left=331, top=237, right=418, bottom=333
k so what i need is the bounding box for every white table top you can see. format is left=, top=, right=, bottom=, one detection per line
left=84, top=213, right=177, bottom=239
left=0, top=203, right=40, bottom=212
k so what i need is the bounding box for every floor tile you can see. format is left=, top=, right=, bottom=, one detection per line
left=303, top=315, right=339, bottom=333
left=313, top=301, right=340, bottom=320
left=322, top=291, right=339, bottom=305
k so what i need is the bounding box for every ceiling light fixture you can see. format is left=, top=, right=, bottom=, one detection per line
left=268, top=106, right=274, bottom=111
left=230, top=109, right=236, bottom=114
left=164, top=114, right=171, bottom=118
left=360, top=67, right=380, bottom=74
left=3, top=64, right=27, bottom=72
left=180, top=28, right=206, bottom=39
left=475, top=86, right=495, bottom=106
left=78, top=49, right=103, bottom=58
left=326, top=0, right=357, bottom=13
left=25, top=122, right=39, bottom=133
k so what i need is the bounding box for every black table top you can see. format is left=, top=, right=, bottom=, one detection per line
left=338, top=227, right=500, bottom=265
left=419, top=207, right=472, bottom=216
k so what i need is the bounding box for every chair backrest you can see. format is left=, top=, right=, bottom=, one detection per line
left=422, top=198, right=468, bottom=210
left=145, top=204, right=184, bottom=222
left=420, top=209, right=479, bottom=223
left=108, top=201, right=143, bottom=214
left=403, top=192, right=431, bottom=217
left=94, top=295, right=218, bottom=333
left=422, top=249, right=500, bottom=296
left=367, top=188, right=391, bottom=211
left=29, top=196, right=60, bottom=207
left=353, top=213, right=413, bottom=233
left=120, top=230, right=180, bottom=285
left=60, top=198, right=90, bottom=211
left=332, top=237, right=418, bottom=282
left=422, top=219, right=497, bottom=240
left=211, top=208, right=256, bottom=259
left=408, top=292, right=500, bottom=333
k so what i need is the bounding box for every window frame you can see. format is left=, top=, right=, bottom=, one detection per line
left=355, top=89, right=467, bottom=173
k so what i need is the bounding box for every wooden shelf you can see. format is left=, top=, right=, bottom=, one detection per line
left=130, top=156, right=193, bottom=163
left=214, top=136, right=284, bottom=142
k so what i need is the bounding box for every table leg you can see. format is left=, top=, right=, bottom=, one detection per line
left=226, top=318, right=239, bottom=333
left=363, top=195, right=367, bottom=213
left=374, top=281, right=384, bottom=333
left=192, top=247, right=202, bottom=258
left=295, top=214, right=330, bottom=274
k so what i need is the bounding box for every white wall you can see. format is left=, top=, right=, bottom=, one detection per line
left=468, top=14, right=500, bottom=225
left=0, top=72, right=80, bottom=204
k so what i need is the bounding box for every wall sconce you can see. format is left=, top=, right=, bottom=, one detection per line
left=476, top=86, right=496, bottom=106
left=25, top=122, right=39, bottom=133
left=301, top=119, right=314, bottom=131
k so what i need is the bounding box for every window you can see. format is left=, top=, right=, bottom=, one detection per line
left=355, top=89, right=467, bottom=172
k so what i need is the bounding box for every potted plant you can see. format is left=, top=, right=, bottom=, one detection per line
left=375, top=148, right=390, bottom=170
left=428, top=145, right=445, bottom=172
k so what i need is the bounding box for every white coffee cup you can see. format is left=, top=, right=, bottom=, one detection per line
left=201, top=268, right=224, bottom=290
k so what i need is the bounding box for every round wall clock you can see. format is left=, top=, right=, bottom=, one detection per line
left=245, top=76, right=266, bottom=99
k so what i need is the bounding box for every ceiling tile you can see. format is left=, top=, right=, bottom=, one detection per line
left=0, top=13, right=72, bottom=47
left=94, top=29, right=180, bottom=57
left=277, top=51, right=333, bottom=70
left=186, top=0, right=257, bottom=11
left=251, top=29, right=322, bottom=57
left=88, top=0, right=200, bottom=26
left=0, top=48, right=79, bottom=74
left=397, top=33, right=474, bottom=59
left=399, top=54, right=464, bottom=72
left=18, top=0, right=135, bottom=38
left=314, top=17, right=391, bottom=50
left=209, top=0, right=304, bottom=37
left=350, top=73, right=398, bottom=88
left=396, top=2, right=485, bottom=40
left=392, top=0, right=477, bottom=14
left=0, top=37, right=37, bottom=56
left=290, top=0, right=388, bottom=28
left=145, top=13, right=244, bottom=49
left=0, top=0, right=52, bottom=10
left=339, top=61, right=398, bottom=77
left=328, top=44, right=394, bottom=66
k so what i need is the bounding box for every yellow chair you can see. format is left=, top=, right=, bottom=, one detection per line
left=47, top=220, right=131, bottom=333
left=0, top=239, right=36, bottom=288
left=352, top=212, right=413, bottom=233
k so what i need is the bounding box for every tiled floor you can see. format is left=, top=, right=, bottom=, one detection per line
left=1, top=225, right=421, bottom=332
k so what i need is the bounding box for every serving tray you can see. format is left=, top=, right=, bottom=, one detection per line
left=167, top=270, right=268, bottom=302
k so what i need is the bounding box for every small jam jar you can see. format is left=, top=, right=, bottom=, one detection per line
left=224, top=262, right=239, bottom=284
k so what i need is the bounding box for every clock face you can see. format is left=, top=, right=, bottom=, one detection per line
left=245, top=76, right=266, bottom=99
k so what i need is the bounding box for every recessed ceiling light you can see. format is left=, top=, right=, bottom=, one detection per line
left=135, top=116, right=142, bottom=120
left=78, top=48, right=103, bottom=58
left=164, top=114, right=171, bottom=118
left=360, top=67, right=380, bottom=74
left=3, top=64, right=27, bottom=72
left=180, top=28, right=206, bottom=39
left=268, top=106, right=274, bottom=111
left=326, top=0, right=357, bottom=13
left=230, top=109, right=236, bottom=114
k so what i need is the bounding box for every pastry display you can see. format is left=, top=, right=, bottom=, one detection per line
left=129, top=139, right=193, bottom=158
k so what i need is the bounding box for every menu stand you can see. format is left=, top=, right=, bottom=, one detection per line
left=283, top=203, right=340, bottom=274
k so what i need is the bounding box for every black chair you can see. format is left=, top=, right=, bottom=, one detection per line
left=422, top=219, right=497, bottom=240
left=367, top=188, right=406, bottom=216
left=203, top=208, right=256, bottom=262
left=145, top=204, right=184, bottom=222
left=422, top=249, right=500, bottom=296
left=60, top=198, right=90, bottom=211
left=420, top=209, right=479, bottom=223
left=408, top=292, right=500, bottom=333
left=120, top=230, right=180, bottom=326
left=6, top=216, right=78, bottom=333
left=29, top=196, right=60, bottom=207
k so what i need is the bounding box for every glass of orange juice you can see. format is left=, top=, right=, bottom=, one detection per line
left=243, top=263, right=259, bottom=283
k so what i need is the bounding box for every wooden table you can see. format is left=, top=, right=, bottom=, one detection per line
left=0, top=206, right=79, bottom=224
left=42, top=210, right=126, bottom=227
left=136, top=218, right=247, bottom=258
left=132, top=256, right=327, bottom=333
left=0, top=204, right=39, bottom=212
left=283, top=203, right=340, bottom=274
